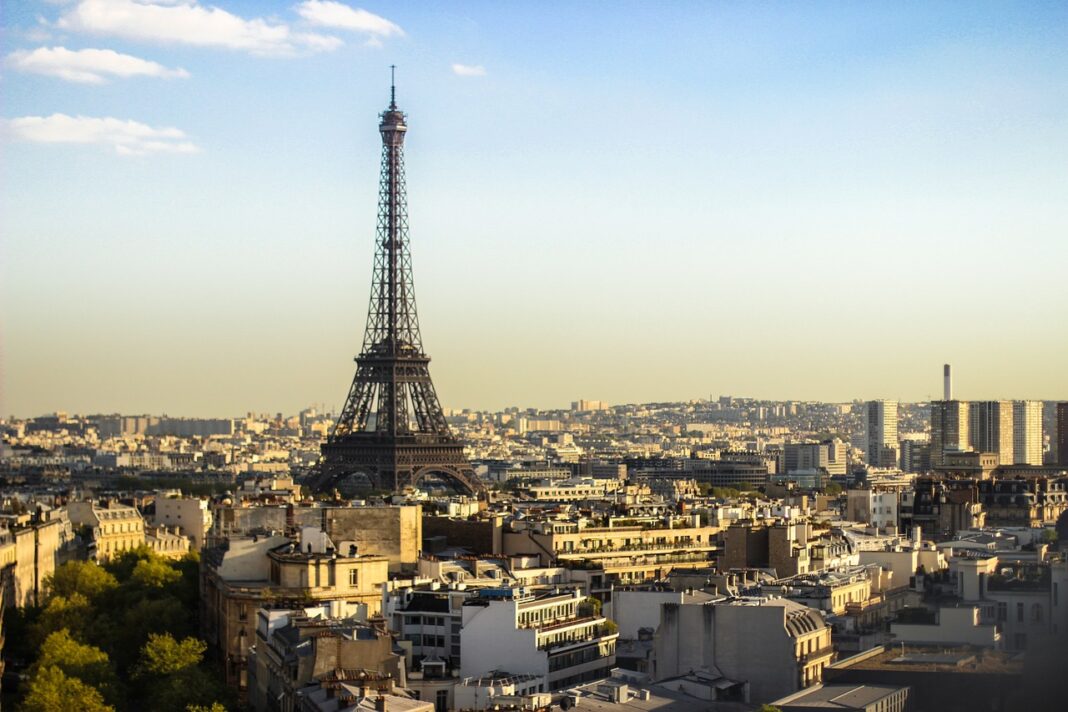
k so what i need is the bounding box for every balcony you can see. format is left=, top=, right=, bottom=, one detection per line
left=800, top=645, right=835, bottom=663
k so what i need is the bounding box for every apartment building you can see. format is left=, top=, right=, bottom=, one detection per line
left=652, top=596, right=835, bottom=703
left=68, top=501, right=146, bottom=561
left=459, top=587, right=618, bottom=691
left=503, top=517, right=719, bottom=598
left=200, top=528, right=390, bottom=696
left=154, top=495, right=213, bottom=549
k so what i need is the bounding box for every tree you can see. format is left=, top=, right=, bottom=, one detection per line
left=130, top=557, right=183, bottom=589
left=757, top=706, right=782, bottom=712
left=32, top=592, right=95, bottom=646
left=133, top=633, right=226, bottom=712
left=45, top=560, right=118, bottom=602
left=137, top=633, right=207, bottom=676
left=578, top=596, right=602, bottom=617
left=32, top=629, right=120, bottom=704
left=824, top=482, right=843, bottom=497
left=20, top=666, right=114, bottom=712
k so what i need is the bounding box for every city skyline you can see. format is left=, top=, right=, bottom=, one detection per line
left=4, top=1, right=1068, bottom=417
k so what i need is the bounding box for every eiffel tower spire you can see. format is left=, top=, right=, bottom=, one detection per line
left=314, top=78, right=480, bottom=496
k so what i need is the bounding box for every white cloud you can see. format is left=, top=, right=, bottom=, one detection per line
left=295, top=1, right=403, bottom=38
left=57, top=0, right=342, bottom=56
left=451, top=63, right=486, bottom=77
left=6, top=46, right=190, bottom=84
left=5, top=113, right=200, bottom=155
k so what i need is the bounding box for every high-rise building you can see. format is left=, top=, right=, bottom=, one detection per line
left=1058, top=403, right=1068, bottom=467
left=1012, top=400, right=1043, bottom=466
left=969, top=401, right=1014, bottom=465
left=930, top=400, right=969, bottom=467
left=900, top=439, right=931, bottom=473
left=865, top=400, right=899, bottom=467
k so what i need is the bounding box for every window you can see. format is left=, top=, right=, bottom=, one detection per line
left=1017, top=603, right=1025, bottom=623
left=348, top=569, right=358, bottom=587
left=997, top=602, right=1007, bottom=622
left=435, top=690, right=448, bottom=712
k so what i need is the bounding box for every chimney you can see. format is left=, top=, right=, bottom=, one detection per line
left=943, top=364, right=952, bottom=401
left=375, top=696, right=387, bottom=712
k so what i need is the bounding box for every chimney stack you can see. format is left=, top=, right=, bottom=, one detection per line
left=943, top=364, right=952, bottom=401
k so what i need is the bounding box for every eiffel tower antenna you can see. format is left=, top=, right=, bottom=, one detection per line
left=313, top=79, right=481, bottom=497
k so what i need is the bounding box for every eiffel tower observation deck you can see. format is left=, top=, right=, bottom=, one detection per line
left=313, top=76, right=482, bottom=497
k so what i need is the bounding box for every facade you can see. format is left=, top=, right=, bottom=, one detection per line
left=68, top=501, right=146, bottom=561
left=210, top=504, right=422, bottom=572
left=865, top=401, right=899, bottom=468
left=846, top=487, right=899, bottom=530
left=0, top=514, right=67, bottom=607
left=248, top=607, right=406, bottom=712
left=200, top=529, right=391, bottom=696
left=502, top=518, right=719, bottom=598
left=1058, top=402, right=1068, bottom=466
left=930, top=400, right=969, bottom=467
left=146, top=524, right=191, bottom=560
left=1012, top=400, right=1043, bottom=466
left=652, top=597, right=835, bottom=703
left=154, top=495, right=213, bottom=549
left=969, top=401, right=1014, bottom=466
left=459, top=588, right=618, bottom=691
left=784, top=441, right=847, bottom=477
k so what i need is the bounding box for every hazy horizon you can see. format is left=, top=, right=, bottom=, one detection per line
left=4, top=1, right=1067, bottom=418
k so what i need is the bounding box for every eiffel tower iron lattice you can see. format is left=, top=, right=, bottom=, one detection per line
left=313, top=80, right=481, bottom=496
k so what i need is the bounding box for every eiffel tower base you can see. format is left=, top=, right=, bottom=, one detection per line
left=314, top=434, right=481, bottom=496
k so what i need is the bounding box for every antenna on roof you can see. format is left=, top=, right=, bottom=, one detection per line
left=390, top=64, right=396, bottom=108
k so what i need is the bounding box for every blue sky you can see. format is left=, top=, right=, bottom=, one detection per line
left=2, top=1, right=1067, bottom=417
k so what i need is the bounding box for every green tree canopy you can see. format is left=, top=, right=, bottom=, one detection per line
left=32, top=629, right=120, bottom=704
left=32, top=592, right=94, bottom=645
left=20, top=665, right=114, bottom=712
left=45, top=560, right=118, bottom=602
left=137, top=633, right=207, bottom=677
left=130, top=557, right=183, bottom=589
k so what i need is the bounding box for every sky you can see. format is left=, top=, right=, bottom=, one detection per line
left=2, top=1, right=1067, bottom=418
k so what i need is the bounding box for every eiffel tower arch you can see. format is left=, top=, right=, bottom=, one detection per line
left=312, top=78, right=482, bottom=497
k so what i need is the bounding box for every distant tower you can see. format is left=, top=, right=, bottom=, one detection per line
left=313, top=77, right=481, bottom=496
left=969, top=401, right=1014, bottom=465
left=1057, top=403, right=1068, bottom=467
left=1012, top=400, right=1043, bottom=465
left=943, top=364, right=952, bottom=401
left=865, top=400, right=899, bottom=467
left=930, top=400, right=969, bottom=468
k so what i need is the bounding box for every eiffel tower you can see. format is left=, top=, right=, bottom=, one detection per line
left=313, top=77, right=481, bottom=496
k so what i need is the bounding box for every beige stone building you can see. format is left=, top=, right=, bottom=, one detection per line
left=68, top=501, right=146, bottom=561
left=248, top=607, right=406, bottom=712
left=0, top=513, right=68, bottom=607
left=503, top=518, right=720, bottom=597
left=146, top=524, right=191, bottom=560
left=201, top=528, right=391, bottom=697
left=210, top=504, right=421, bottom=572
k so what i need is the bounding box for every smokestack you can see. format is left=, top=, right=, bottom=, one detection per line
left=943, top=364, right=952, bottom=401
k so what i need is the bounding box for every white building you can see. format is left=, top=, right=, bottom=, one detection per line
left=154, top=494, right=213, bottom=549
left=459, top=588, right=617, bottom=691
left=865, top=401, right=899, bottom=468
left=1012, top=400, right=1043, bottom=465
